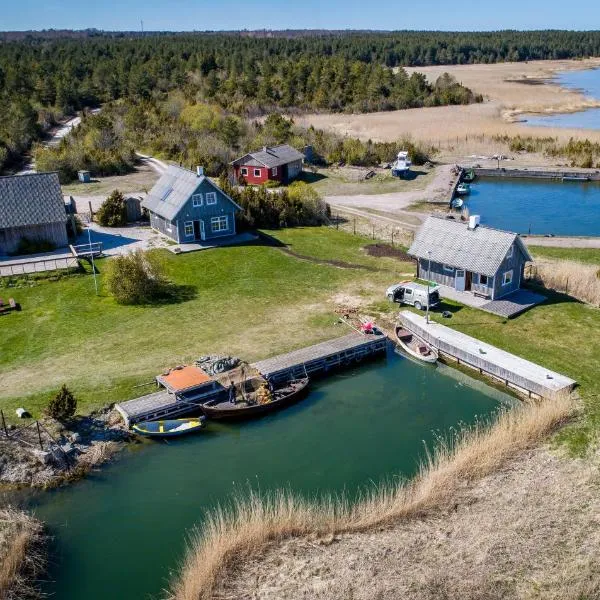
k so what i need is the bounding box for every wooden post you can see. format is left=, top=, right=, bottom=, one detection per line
left=1, top=410, right=8, bottom=437
left=391, top=230, right=395, bottom=247
left=353, top=218, right=356, bottom=235
left=565, top=277, right=569, bottom=295
left=36, top=421, right=43, bottom=450
left=336, top=214, right=339, bottom=230
left=372, top=224, right=375, bottom=240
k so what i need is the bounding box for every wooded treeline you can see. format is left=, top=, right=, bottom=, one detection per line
left=2, top=29, right=599, bottom=171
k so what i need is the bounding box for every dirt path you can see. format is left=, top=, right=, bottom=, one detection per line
left=222, top=445, right=600, bottom=600
left=524, top=236, right=600, bottom=248
left=325, top=164, right=456, bottom=231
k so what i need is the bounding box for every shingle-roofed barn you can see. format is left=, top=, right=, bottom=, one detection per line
left=0, top=172, right=68, bottom=255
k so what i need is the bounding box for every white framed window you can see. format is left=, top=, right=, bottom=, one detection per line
left=206, top=192, right=217, bottom=205
left=192, top=194, right=203, bottom=207
left=211, top=215, right=228, bottom=232
left=254, top=169, right=261, bottom=177
left=241, top=167, right=248, bottom=176
left=272, top=167, right=278, bottom=176
left=443, top=264, right=454, bottom=272
left=166, top=222, right=172, bottom=233
left=184, top=221, right=194, bottom=237
left=480, top=274, right=489, bottom=286
left=506, top=245, right=513, bottom=259
left=502, top=270, right=513, bottom=286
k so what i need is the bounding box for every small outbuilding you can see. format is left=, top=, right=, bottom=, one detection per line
left=408, top=215, right=533, bottom=301
left=0, top=172, right=69, bottom=256
left=231, top=144, right=304, bottom=185
left=142, top=165, right=242, bottom=244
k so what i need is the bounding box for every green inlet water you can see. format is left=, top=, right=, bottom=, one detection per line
left=25, top=351, right=511, bottom=599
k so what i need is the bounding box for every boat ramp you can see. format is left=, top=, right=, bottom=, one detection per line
left=115, top=332, right=388, bottom=426
left=398, top=311, right=576, bottom=400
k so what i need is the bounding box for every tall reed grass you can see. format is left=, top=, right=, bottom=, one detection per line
left=169, top=396, right=573, bottom=600
left=0, top=508, right=45, bottom=600
left=530, top=260, right=600, bottom=306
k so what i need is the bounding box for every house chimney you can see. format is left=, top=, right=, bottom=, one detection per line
left=468, top=215, right=481, bottom=230
left=196, top=166, right=204, bottom=177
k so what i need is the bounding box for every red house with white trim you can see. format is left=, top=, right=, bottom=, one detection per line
left=231, top=145, right=304, bottom=185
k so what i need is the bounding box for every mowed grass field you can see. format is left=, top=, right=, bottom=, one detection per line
left=0, top=228, right=408, bottom=420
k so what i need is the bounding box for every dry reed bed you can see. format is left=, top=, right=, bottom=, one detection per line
left=169, top=396, right=574, bottom=600
left=0, top=508, right=45, bottom=600
left=532, top=260, right=600, bottom=306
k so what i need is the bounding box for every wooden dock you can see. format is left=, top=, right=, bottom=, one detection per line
left=116, top=332, right=388, bottom=426
left=398, top=311, right=576, bottom=400
left=251, top=332, right=388, bottom=383
left=470, top=167, right=600, bottom=181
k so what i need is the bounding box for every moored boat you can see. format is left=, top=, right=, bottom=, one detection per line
left=462, top=169, right=476, bottom=183
left=451, top=197, right=464, bottom=208
left=456, top=182, right=470, bottom=195
left=201, top=377, right=310, bottom=420
left=395, top=326, right=438, bottom=363
left=132, top=417, right=206, bottom=438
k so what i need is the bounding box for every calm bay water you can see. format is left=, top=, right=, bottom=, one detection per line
left=466, top=177, right=600, bottom=236
left=21, top=351, right=508, bottom=600
left=525, top=67, right=600, bottom=129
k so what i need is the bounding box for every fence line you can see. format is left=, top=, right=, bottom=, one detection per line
left=0, top=256, right=80, bottom=277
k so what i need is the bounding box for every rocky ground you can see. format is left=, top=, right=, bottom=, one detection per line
left=0, top=409, right=130, bottom=488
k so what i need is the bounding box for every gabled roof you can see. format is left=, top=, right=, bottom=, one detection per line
left=408, top=216, right=533, bottom=277
left=231, top=144, right=304, bottom=169
left=0, top=172, right=67, bottom=229
left=142, top=165, right=241, bottom=221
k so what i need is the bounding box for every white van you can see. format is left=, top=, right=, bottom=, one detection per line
left=386, top=281, right=441, bottom=311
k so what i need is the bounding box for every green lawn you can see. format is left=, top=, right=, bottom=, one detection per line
left=529, top=246, right=600, bottom=265
left=0, top=228, right=410, bottom=421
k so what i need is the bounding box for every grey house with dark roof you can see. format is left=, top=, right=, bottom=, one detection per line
left=231, top=144, right=304, bottom=185
left=142, top=165, right=242, bottom=244
left=0, top=172, right=68, bottom=256
left=408, top=216, right=533, bottom=300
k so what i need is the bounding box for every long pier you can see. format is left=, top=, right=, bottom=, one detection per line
left=470, top=167, right=600, bottom=181
left=115, top=332, right=388, bottom=426
left=398, top=311, right=576, bottom=400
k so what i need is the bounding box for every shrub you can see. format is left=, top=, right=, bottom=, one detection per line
left=46, top=385, right=77, bottom=421
left=96, top=190, right=127, bottom=227
left=106, top=249, right=167, bottom=304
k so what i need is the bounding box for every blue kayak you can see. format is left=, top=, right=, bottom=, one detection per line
left=132, top=417, right=206, bottom=438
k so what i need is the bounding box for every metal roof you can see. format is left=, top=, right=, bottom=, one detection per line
left=142, top=165, right=240, bottom=221
left=0, top=172, right=67, bottom=229
left=408, top=216, right=533, bottom=277
left=231, top=144, right=304, bottom=169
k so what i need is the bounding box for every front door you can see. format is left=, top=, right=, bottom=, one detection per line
left=455, top=269, right=466, bottom=292
left=193, top=220, right=206, bottom=241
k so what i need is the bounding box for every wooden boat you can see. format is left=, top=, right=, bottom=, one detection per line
left=395, top=326, right=438, bottom=364
left=201, top=377, right=310, bottom=420
left=456, top=183, right=470, bottom=195
left=451, top=197, right=464, bottom=209
left=132, top=417, right=206, bottom=438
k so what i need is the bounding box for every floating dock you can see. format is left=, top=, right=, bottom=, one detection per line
left=252, top=332, right=388, bottom=383
left=398, top=311, right=576, bottom=400
left=115, top=332, right=388, bottom=426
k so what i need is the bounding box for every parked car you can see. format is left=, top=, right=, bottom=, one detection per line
left=386, top=281, right=441, bottom=311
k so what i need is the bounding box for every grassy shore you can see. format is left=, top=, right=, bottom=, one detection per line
left=0, top=228, right=408, bottom=421
left=0, top=508, right=45, bottom=600
left=169, top=397, right=573, bottom=600
left=529, top=245, right=600, bottom=265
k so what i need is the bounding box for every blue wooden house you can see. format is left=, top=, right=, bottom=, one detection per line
left=142, top=166, right=242, bottom=244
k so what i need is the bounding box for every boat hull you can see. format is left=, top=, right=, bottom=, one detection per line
left=201, top=378, right=310, bottom=420
left=132, top=417, right=206, bottom=438
left=395, top=327, right=438, bottom=363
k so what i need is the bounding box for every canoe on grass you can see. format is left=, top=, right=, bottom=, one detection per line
left=201, top=377, right=310, bottom=420
left=132, top=417, right=206, bottom=437
left=395, top=326, right=438, bottom=364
